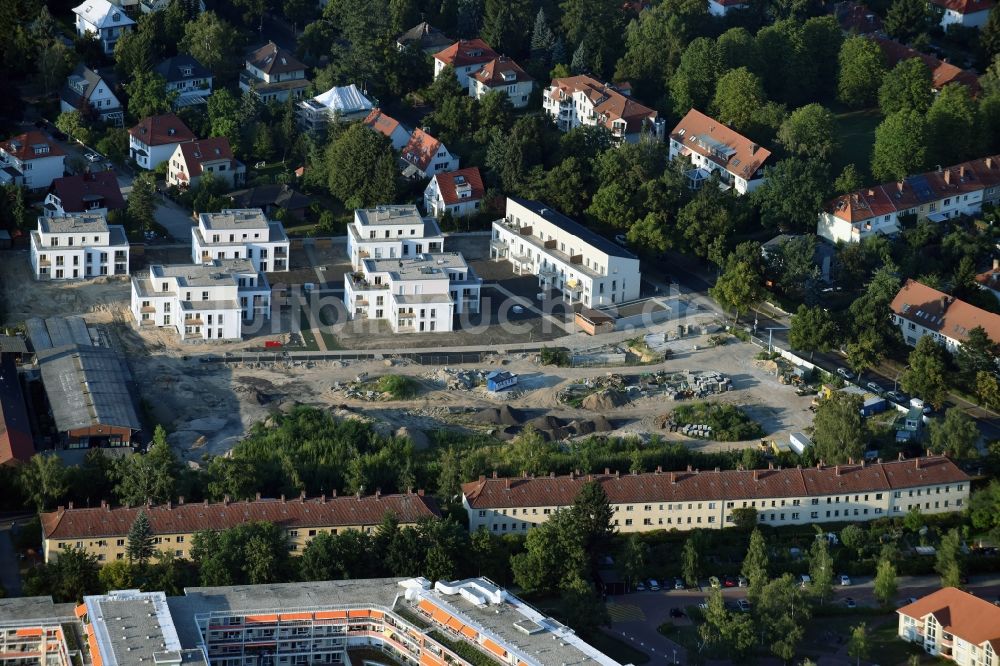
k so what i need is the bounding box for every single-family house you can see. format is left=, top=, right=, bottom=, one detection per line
left=153, top=55, right=213, bottom=108
left=834, top=0, right=885, bottom=33
left=897, top=588, right=1000, bottom=662
left=239, top=41, right=309, bottom=103
left=226, top=184, right=311, bottom=220
left=891, top=278, right=1000, bottom=351
left=896, top=407, right=924, bottom=442
left=433, top=39, right=499, bottom=87
left=72, top=0, right=135, bottom=55
left=975, top=259, right=1000, bottom=300
left=44, top=171, right=125, bottom=218
left=869, top=35, right=981, bottom=94
left=0, top=132, right=66, bottom=190
left=396, top=22, right=454, bottom=53
left=401, top=128, right=459, bottom=179
left=543, top=75, right=665, bottom=143
left=424, top=167, right=484, bottom=218
left=708, top=0, right=750, bottom=15
left=128, top=113, right=196, bottom=171
left=298, top=85, right=374, bottom=133
left=668, top=109, right=771, bottom=195
left=468, top=57, right=533, bottom=108
left=166, top=137, right=245, bottom=189
left=363, top=109, right=411, bottom=150
left=60, top=65, right=123, bottom=126
left=930, top=0, right=994, bottom=28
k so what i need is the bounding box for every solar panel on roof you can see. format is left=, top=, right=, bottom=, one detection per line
left=905, top=175, right=935, bottom=202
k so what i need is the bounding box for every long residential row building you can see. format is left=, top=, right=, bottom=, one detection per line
left=0, top=578, right=627, bottom=666
left=462, top=455, right=969, bottom=534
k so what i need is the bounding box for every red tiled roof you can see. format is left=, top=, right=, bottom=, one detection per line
left=0, top=355, right=33, bottom=466
left=363, top=109, right=402, bottom=139
left=433, top=39, right=498, bottom=67
left=48, top=171, right=124, bottom=213
left=1, top=132, right=65, bottom=161
left=471, top=57, right=533, bottom=87
left=548, top=75, right=658, bottom=136
left=671, top=108, right=771, bottom=181
left=869, top=36, right=980, bottom=94
left=40, top=492, right=441, bottom=540
left=930, top=0, right=993, bottom=14
left=898, top=588, right=1000, bottom=647
left=128, top=113, right=196, bottom=147
left=462, top=456, right=968, bottom=508
left=891, top=279, right=1000, bottom=344
left=433, top=167, right=484, bottom=205
left=402, top=128, right=443, bottom=172
left=177, top=138, right=235, bottom=178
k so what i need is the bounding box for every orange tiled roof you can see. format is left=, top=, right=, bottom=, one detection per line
left=128, top=113, right=196, bottom=147
left=471, top=57, right=533, bottom=87
left=433, top=167, right=484, bottom=205
left=433, top=39, right=498, bottom=67
left=548, top=75, right=658, bottom=135
left=891, top=279, right=1000, bottom=344
left=869, top=36, right=980, bottom=94
left=1, top=132, right=65, bottom=161
left=930, top=0, right=993, bottom=14
left=363, top=109, right=402, bottom=139
left=670, top=108, right=771, bottom=181
left=898, top=587, right=1000, bottom=648
left=402, top=128, right=442, bottom=172
left=177, top=138, right=235, bottom=178
left=462, top=456, right=968, bottom=508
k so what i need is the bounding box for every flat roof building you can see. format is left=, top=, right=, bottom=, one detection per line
left=347, top=205, right=444, bottom=270
left=192, top=209, right=290, bottom=273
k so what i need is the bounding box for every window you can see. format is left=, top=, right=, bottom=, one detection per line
left=625, top=519, right=632, bottom=526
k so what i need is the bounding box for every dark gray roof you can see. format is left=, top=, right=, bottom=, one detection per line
left=0, top=335, right=28, bottom=354
left=227, top=184, right=312, bottom=210
left=154, top=55, right=211, bottom=83
left=396, top=22, right=454, bottom=51
left=60, top=65, right=113, bottom=110
left=26, top=315, right=92, bottom=351
left=507, top=197, right=638, bottom=259
left=0, top=597, right=76, bottom=623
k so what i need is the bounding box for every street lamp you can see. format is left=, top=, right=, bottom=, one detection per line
left=763, top=326, right=790, bottom=353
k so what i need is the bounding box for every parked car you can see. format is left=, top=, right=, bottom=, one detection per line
left=865, top=381, right=883, bottom=395
left=674, top=578, right=685, bottom=590
left=836, top=368, right=854, bottom=380
left=84, top=152, right=101, bottom=162
left=511, top=305, right=525, bottom=314
left=737, top=600, right=752, bottom=612
left=886, top=390, right=908, bottom=403
left=709, top=576, right=721, bottom=589
left=737, top=575, right=748, bottom=588
left=840, top=574, right=851, bottom=586
left=723, top=576, right=737, bottom=588
left=844, top=597, right=856, bottom=608
left=635, top=582, right=646, bottom=592
left=614, top=234, right=627, bottom=246
left=669, top=608, right=685, bottom=618
left=799, top=574, right=812, bottom=588
left=648, top=579, right=660, bottom=591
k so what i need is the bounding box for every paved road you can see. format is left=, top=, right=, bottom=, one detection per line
left=154, top=195, right=197, bottom=242
left=0, top=527, right=23, bottom=597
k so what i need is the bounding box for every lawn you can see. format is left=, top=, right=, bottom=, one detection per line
left=297, top=310, right=320, bottom=351
left=831, top=109, right=882, bottom=181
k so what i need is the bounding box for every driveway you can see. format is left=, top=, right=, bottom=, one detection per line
left=154, top=195, right=196, bottom=242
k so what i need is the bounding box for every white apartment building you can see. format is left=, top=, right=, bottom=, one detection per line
left=344, top=253, right=481, bottom=333
left=128, top=113, right=196, bottom=171
left=0, top=132, right=66, bottom=190
left=491, top=197, right=641, bottom=307
left=192, top=208, right=290, bottom=273
left=463, top=455, right=970, bottom=534
left=72, top=0, right=135, bottom=55
left=468, top=57, right=533, bottom=109
left=669, top=109, right=772, bottom=195
left=131, top=259, right=270, bottom=342
left=29, top=213, right=129, bottom=281
left=898, top=587, right=1000, bottom=664
left=432, top=39, right=499, bottom=87
left=890, top=279, right=1000, bottom=352
left=346, top=205, right=444, bottom=270
left=931, top=0, right=993, bottom=28
left=543, top=75, right=665, bottom=143
left=818, top=155, right=1000, bottom=244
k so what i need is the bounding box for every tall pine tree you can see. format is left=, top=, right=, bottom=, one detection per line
left=127, top=510, right=155, bottom=566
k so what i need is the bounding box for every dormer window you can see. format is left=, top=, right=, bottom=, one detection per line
left=181, top=66, right=192, bottom=77
left=112, top=12, right=120, bottom=20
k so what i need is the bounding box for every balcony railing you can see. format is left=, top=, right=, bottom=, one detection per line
left=140, top=306, right=156, bottom=313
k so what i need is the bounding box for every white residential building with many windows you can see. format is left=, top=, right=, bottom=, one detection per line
left=346, top=205, right=444, bottom=270
left=29, top=213, right=129, bottom=281
left=669, top=109, right=772, bottom=195
left=0, top=132, right=66, bottom=190
left=890, top=279, right=1000, bottom=351
left=543, top=75, right=665, bottom=143
left=491, top=197, right=641, bottom=307
left=72, top=0, right=135, bottom=55
left=344, top=253, right=481, bottom=333
left=897, top=587, right=1000, bottom=664
left=192, top=208, right=290, bottom=272
left=130, top=259, right=270, bottom=342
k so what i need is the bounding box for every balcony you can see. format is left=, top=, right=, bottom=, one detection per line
left=140, top=319, right=155, bottom=327
left=517, top=225, right=533, bottom=236
left=184, top=317, right=204, bottom=325
left=397, top=312, right=416, bottom=319
left=346, top=272, right=388, bottom=290
left=140, top=305, right=156, bottom=313
left=38, top=257, right=50, bottom=266
left=275, top=247, right=288, bottom=258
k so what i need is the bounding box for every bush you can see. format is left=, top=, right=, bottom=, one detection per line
left=672, top=402, right=764, bottom=441
left=376, top=375, right=419, bottom=399
left=540, top=347, right=571, bottom=367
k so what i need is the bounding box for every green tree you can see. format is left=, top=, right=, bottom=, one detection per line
left=901, top=335, right=950, bottom=409
left=789, top=305, right=838, bottom=360
left=682, top=535, right=701, bottom=587
left=113, top=20, right=158, bottom=79
left=511, top=509, right=587, bottom=593
left=983, top=6, right=1000, bottom=65
left=741, top=528, right=769, bottom=603
left=838, top=36, right=886, bottom=108
left=840, top=524, right=867, bottom=554
left=530, top=8, right=556, bottom=62
left=929, top=408, right=979, bottom=459
left=325, top=124, right=398, bottom=208
left=56, top=111, right=91, bottom=145
left=935, top=528, right=963, bottom=588
left=570, top=480, right=615, bottom=567
left=699, top=589, right=755, bottom=656
left=873, top=556, right=897, bottom=606
left=885, top=0, right=933, bottom=42
left=872, top=110, right=928, bottom=182
left=904, top=506, right=924, bottom=532
left=711, top=259, right=764, bottom=324
left=669, top=37, right=720, bottom=117
left=757, top=574, right=810, bottom=662
left=113, top=427, right=177, bottom=506
left=976, top=371, right=1000, bottom=410
left=23, top=549, right=101, bottom=603
left=956, top=327, right=997, bottom=390
left=879, top=58, right=933, bottom=116
left=848, top=623, right=870, bottom=666
left=179, top=12, right=238, bottom=78
left=969, top=480, right=1000, bottom=539
left=751, top=157, right=829, bottom=231
left=18, top=454, right=67, bottom=512
left=99, top=559, right=136, bottom=591
left=801, top=16, right=844, bottom=101
left=481, top=0, right=532, bottom=55
left=126, top=510, right=155, bottom=566
left=834, top=163, right=864, bottom=195
left=809, top=531, right=834, bottom=604
left=561, top=0, right=625, bottom=77
left=812, top=393, right=865, bottom=464
left=926, top=83, right=980, bottom=167
left=97, top=128, right=129, bottom=164
left=127, top=172, right=157, bottom=233
left=619, top=535, right=648, bottom=589
left=777, top=104, right=837, bottom=159
left=124, top=71, right=174, bottom=121
left=37, top=41, right=76, bottom=96
left=191, top=522, right=290, bottom=586
left=711, top=67, right=766, bottom=134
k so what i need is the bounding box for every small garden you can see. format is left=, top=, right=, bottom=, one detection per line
left=671, top=402, right=764, bottom=441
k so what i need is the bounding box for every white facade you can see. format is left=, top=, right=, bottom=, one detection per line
left=707, top=0, right=749, bottom=15
left=131, top=259, right=270, bottom=342
left=29, top=213, right=129, bottom=281
left=72, top=0, right=135, bottom=55
left=817, top=209, right=901, bottom=244
left=59, top=69, right=123, bottom=125
left=423, top=172, right=482, bottom=218
left=469, top=76, right=532, bottom=108
left=668, top=137, right=765, bottom=195
left=346, top=205, right=444, bottom=270
left=543, top=76, right=665, bottom=143
left=897, top=589, right=1000, bottom=664
left=0, top=135, right=65, bottom=190
left=344, top=253, right=481, bottom=333
left=937, top=5, right=991, bottom=28
left=192, top=209, right=290, bottom=272
left=130, top=135, right=183, bottom=171
left=491, top=197, right=641, bottom=308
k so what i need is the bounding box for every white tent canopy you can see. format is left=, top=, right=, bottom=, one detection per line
left=311, top=84, right=373, bottom=114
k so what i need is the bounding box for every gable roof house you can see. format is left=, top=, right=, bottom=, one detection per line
left=239, top=41, right=309, bottom=103
left=891, top=278, right=1000, bottom=351
left=543, top=75, right=665, bottom=143
left=401, top=128, right=459, bottom=179
left=44, top=171, right=125, bottom=218
left=128, top=113, right=197, bottom=171
left=363, top=108, right=412, bottom=150
left=0, top=132, right=66, bottom=190
left=226, top=184, right=312, bottom=220
left=166, top=137, right=245, bottom=190
left=396, top=21, right=454, bottom=53
left=897, top=587, right=1000, bottom=661
left=154, top=54, right=213, bottom=108
left=59, top=65, right=123, bottom=126
left=468, top=56, right=534, bottom=109
left=869, top=35, right=981, bottom=95
left=72, top=0, right=135, bottom=55
left=930, top=0, right=994, bottom=28
left=424, top=167, right=485, bottom=218
left=668, top=109, right=772, bottom=195
left=433, top=39, right=499, bottom=87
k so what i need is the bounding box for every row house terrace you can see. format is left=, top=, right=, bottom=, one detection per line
left=543, top=75, right=665, bottom=143
left=29, top=213, right=128, bottom=280
left=818, top=155, right=1000, bottom=243
left=192, top=208, right=290, bottom=273
left=347, top=205, right=444, bottom=270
